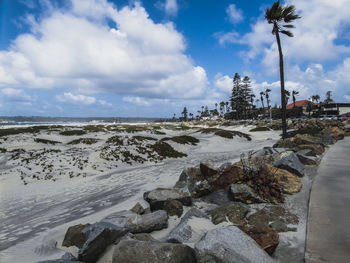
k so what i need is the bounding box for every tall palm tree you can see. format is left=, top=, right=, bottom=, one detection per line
left=225, top=101, right=229, bottom=112
left=260, top=91, right=265, bottom=109
left=215, top=103, right=218, bottom=111
left=292, top=90, right=299, bottom=108
left=285, top=90, right=291, bottom=105
left=265, top=89, right=271, bottom=110
left=266, top=0, right=300, bottom=138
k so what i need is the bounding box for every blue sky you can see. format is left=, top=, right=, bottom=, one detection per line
left=0, top=0, right=350, bottom=117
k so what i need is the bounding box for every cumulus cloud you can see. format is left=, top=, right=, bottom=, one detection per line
left=226, top=4, right=243, bottom=24
left=0, top=0, right=207, bottom=100
left=213, top=73, right=232, bottom=92
left=1, top=88, right=33, bottom=102
left=56, top=92, right=97, bottom=105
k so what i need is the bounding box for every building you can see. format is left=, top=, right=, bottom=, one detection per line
left=286, top=100, right=318, bottom=115
left=321, top=103, right=350, bottom=115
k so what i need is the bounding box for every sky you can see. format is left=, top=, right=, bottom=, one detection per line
left=0, top=0, right=350, bottom=117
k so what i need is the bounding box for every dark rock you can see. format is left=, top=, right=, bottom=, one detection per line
left=102, top=210, right=168, bottom=234
left=112, top=240, right=196, bottom=263
left=130, top=202, right=145, bottom=214
left=239, top=226, right=279, bottom=255
left=163, top=200, right=183, bottom=217
left=269, top=219, right=288, bottom=232
left=273, top=151, right=305, bottom=177
left=219, top=162, right=232, bottom=170
left=194, top=226, right=274, bottom=263
left=167, top=208, right=211, bottom=244
left=62, top=224, right=90, bottom=248
left=297, top=149, right=315, bottom=157
left=200, top=160, right=219, bottom=178
left=200, top=189, right=232, bottom=205
left=37, top=260, right=83, bottom=263
left=78, top=222, right=127, bottom=263
left=229, top=183, right=264, bottom=204
left=209, top=202, right=249, bottom=226
left=322, top=126, right=345, bottom=141
left=144, top=188, right=191, bottom=211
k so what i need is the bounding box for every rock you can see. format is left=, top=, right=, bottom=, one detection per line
left=273, top=137, right=305, bottom=148
left=296, top=144, right=325, bottom=155
left=62, top=224, right=90, bottom=248
left=200, top=189, right=232, bottom=205
left=112, top=240, right=196, bottom=263
left=37, top=259, right=83, bottom=263
left=130, top=202, right=145, bottom=214
left=321, top=134, right=335, bottom=145
left=163, top=200, right=183, bottom=217
left=294, top=134, right=323, bottom=145
left=209, top=202, right=249, bottom=226
left=297, top=153, right=317, bottom=165
left=78, top=222, right=127, bottom=263
left=174, top=167, right=201, bottom=190
left=219, top=162, right=232, bottom=170
left=144, top=188, right=191, bottom=211
left=200, top=160, right=219, bottom=178
left=297, top=149, right=315, bottom=157
left=195, top=226, right=274, bottom=263
left=273, top=151, right=305, bottom=177
left=229, top=183, right=264, bottom=204
left=322, top=126, right=345, bottom=141
left=239, top=226, right=279, bottom=255
left=210, top=165, right=244, bottom=191
left=269, top=219, right=288, bottom=232
left=102, top=210, right=168, bottom=234
left=122, top=232, right=158, bottom=242
left=167, top=208, right=211, bottom=244
left=261, top=164, right=302, bottom=194
left=252, top=147, right=287, bottom=157
left=61, top=252, right=77, bottom=261
left=248, top=206, right=299, bottom=232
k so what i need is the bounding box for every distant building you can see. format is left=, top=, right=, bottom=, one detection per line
left=321, top=103, right=350, bottom=115
left=286, top=100, right=318, bottom=115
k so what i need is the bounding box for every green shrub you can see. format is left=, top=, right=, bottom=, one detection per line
left=249, top=127, right=270, bottom=132
left=199, top=128, right=251, bottom=141
left=34, top=138, right=61, bottom=145
left=151, top=142, right=187, bottom=158
left=133, top=136, right=157, bottom=141
left=68, top=138, right=99, bottom=145
left=59, top=130, right=86, bottom=136
left=162, top=135, right=200, bottom=145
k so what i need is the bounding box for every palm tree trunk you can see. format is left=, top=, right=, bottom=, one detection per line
left=275, top=25, right=287, bottom=139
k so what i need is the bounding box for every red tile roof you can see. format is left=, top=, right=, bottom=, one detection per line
left=286, top=100, right=318, bottom=109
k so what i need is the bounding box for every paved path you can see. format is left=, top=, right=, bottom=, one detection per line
left=306, top=136, right=350, bottom=263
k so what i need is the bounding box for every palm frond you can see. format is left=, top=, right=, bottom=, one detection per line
left=280, top=30, right=294, bottom=37
left=284, top=13, right=301, bottom=23
left=283, top=24, right=295, bottom=28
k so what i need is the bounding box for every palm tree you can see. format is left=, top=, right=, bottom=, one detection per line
left=292, top=90, right=299, bottom=108
left=260, top=92, right=265, bottom=109
left=265, top=89, right=271, bottom=110
left=215, top=103, right=218, bottom=112
left=225, top=101, right=229, bottom=112
left=312, top=94, right=320, bottom=103
left=285, top=90, right=291, bottom=105
left=265, top=0, right=301, bottom=138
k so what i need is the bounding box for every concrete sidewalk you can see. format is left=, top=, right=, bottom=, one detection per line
left=305, top=136, right=350, bottom=263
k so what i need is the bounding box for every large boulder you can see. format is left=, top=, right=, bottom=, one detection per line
left=102, top=210, right=168, bottom=233
left=112, top=240, right=196, bottom=263
left=130, top=202, right=146, bottom=214
left=195, top=226, right=274, bottom=263
left=296, top=153, right=317, bottom=165
left=200, top=189, right=232, bottom=205
left=174, top=164, right=244, bottom=197
left=144, top=188, right=191, bottom=211
left=273, top=151, right=304, bottom=177
left=296, top=144, right=325, bottom=155
left=229, top=183, right=264, bottom=204
left=322, top=126, right=345, bottom=141
left=166, top=208, right=211, bottom=244
left=260, top=164, right=302, bottom=194
left=62, top=224, right=90, bottom=248
left=209, top=202, right=249, bottom=226
left=239, top=226, right=279, bottom=255
left=248, top=206, right=298, bottom=232
left=78, top=222, right=127, bottom=263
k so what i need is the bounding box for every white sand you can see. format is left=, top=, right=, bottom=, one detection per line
left=0, top=123, right=280, bottom=262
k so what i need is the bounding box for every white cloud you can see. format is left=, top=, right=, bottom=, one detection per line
left=214, top=73, right=232, bottom=92
left=0, top=0, right=207, bottom=100
left=1, top=88, right=33, bottom=101
left=56, top=92, right=96, bottom=105
left=165, top=0, right=178, bottom=16
left=226, top=4, right=243, bottom=24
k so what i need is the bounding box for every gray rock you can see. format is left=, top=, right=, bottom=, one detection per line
left=37, top=260, right=83, bottom=263
left=78, top=222, right=127, bottom=263
left=273, top=151, right=305, bottom=177
left=252, top=147, right=286, bottom=158
left=144, top=188, right=191, bottom=211
left=296, top=153, right=317, bottom=165
left=130, top=202, right=145, bottom=214
left=195, top=226, right=274, bottom=263
left=112, top=240, right=196, bottom=263
left=209, top=202, right=250, bottom=226
left=164, top=200, right=183, bottom=217
left=229, top=184, right=264, bottom=204
left=167, top=208, right=210, bottom=244
left=297, top=149, right=315, bottom=157
left=102, top=210, right=168, bottom=234
left=219, top=162, right=232, bottom=170
left=61, top=252, right=77, bottom=261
